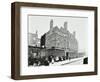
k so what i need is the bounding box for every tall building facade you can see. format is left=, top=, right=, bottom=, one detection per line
left=41, top=19, right=78, bottom=58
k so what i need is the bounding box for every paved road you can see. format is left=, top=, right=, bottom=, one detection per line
left=50, top=57, right=84, bottom=66
left=61, top=58, right=83, bottom=65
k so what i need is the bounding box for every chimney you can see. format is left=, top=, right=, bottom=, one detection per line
left=50, top=19, right=53, bottom=29
left=36, top=30, right=38, bottom=34
left=73, top=31, right=76, bottom=37
left=64, top=22, right=67, bottom=30
left=36, top=30, right=38, bottom=37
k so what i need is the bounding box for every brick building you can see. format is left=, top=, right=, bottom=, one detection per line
left=41, top=19, right=78, bottom=58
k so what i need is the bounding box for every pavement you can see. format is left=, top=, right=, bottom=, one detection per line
left=49, top=57, right=85, bottom=66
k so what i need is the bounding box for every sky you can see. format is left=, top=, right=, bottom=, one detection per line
left=28, top=15, right=88, bottom=53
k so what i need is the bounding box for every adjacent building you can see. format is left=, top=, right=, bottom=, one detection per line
left=28, top=31, right=40, bottom=47
left=28, top=31, right=41, bottom=60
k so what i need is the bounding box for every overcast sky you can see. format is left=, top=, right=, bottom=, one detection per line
left=28, top=15, right=88, bottom=53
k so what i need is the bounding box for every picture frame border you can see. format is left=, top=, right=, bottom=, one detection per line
left=11, top=2, right=98, bottom=80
